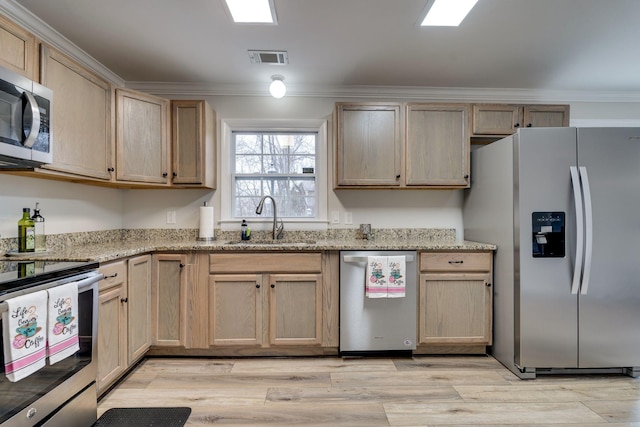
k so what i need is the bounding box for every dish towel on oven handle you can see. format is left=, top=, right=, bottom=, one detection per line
left=365, top=256, right=388, bottom=298
left=2, top=290, right=48, bottom=382
left=46, top=281, right=80, bottom=364
left=386, top=256, right=406, bottom=298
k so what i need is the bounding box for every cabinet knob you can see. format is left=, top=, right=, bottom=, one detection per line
left=256, top=284, right=260, bottom=289
left=395, top=174, right=401, bottom=179
left=486, top=282, right=492, bottom=287
left=107, top=167, right=115, bottom=172
left=271, top=284, right=275, bottom=288
left=464, top=174, right=469, bottom=179
left=173, top=172, right=177, bottom=177
left=526, top=123, right=532, bottom=127
left=179, top=263, right=185, bottom=268
left=120, top=297, right=128, bottom=303
left=162, top=172, right=168, bottom=177
left=514, top=123, right=520, bottom=128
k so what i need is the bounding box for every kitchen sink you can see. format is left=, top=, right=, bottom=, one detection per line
left=225, top=240, right=316, bottom=246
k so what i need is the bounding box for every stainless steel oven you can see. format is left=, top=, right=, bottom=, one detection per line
left=0, top=261, right=101, bottom=427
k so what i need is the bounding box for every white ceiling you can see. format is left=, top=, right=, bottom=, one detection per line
left=9, top=0, right=640, bottom=98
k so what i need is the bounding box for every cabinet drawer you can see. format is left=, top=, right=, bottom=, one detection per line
left=420, top=252, right=491, bottom=272
left=210, top=253, right=322, bottom=273
left=99, top=261, right=126, bottom=291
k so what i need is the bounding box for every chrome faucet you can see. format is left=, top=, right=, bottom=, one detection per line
left=255, top=195, right=284, bottom=240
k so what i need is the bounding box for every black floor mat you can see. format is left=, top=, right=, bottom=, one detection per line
left=93, top=407, right=191, bottom=427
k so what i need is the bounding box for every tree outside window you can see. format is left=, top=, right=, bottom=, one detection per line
left=233, top=132, right=317, bottom=218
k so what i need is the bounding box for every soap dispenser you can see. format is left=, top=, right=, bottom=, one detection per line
left=241, top=220, right=251, bottom=241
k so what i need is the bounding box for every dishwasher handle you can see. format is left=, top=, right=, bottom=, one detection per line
left=342, top=255, right=415, bottom=263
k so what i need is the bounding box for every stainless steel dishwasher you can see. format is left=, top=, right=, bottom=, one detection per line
left=340, top=250, right=417, bottom=353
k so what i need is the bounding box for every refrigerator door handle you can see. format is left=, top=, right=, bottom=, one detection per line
left=570, top=166, right=584, bottom=295
left=579, top=166, right=593, bottom=295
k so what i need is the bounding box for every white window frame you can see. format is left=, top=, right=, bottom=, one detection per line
left=220, top=119, right=328, bottom=231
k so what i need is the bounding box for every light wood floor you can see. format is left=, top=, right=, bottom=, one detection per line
left=97, top=355, right=640, bottom=426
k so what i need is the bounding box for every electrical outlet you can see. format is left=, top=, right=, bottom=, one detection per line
left=331, top=210, right=340, bottom=224
left=166, top=210, right=176, bottom=224
left=344, top=212, right=353, bottom=224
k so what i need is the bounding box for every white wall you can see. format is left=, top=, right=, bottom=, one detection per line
left=0, top=174, right=123, bottom=238
left=3, top=98, right=640, bottom=240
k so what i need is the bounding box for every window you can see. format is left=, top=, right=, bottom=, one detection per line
left=232, top=131, right=317, bottom=218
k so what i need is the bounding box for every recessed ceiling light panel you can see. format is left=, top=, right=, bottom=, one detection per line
left=420, top=0, right=479, bottom=26
left=224, top=0, right=277, bottom=24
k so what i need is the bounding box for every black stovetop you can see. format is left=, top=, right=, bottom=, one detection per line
left=0, top=260, right=99, bottom=297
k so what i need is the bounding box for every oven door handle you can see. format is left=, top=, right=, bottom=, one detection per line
left=77, top=272, right=104, bottom=292
left=0, top=272, right=104, bottom=314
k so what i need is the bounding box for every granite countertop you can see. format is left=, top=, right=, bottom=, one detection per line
left=1, top=228, right=496, bottom=263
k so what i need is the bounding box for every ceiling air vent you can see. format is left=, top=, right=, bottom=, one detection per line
left=248, top=50, right=289, bottom=65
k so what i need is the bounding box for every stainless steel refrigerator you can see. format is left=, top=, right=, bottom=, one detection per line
left=464, top=127, right=640, bottom=379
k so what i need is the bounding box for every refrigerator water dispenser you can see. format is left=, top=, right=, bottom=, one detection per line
left=532, top=211, right=565, bottom=257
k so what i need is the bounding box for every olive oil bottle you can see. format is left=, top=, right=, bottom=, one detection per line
left=18, top=208, right=35, bottom=252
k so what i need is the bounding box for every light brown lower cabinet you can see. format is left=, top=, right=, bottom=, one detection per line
left=151, top=253, right=190, bottom=347
left=97, top=254, right=151, bottom=395
left=207, top=253, right=324, bottom=349
left=208, top=272, right=323, bottom=347
left=126, top=255, right=152, bottom=362
left=269, top=274, right=323, bottom=346
left=209, top=274, right=263, bottom=346
left=98, top=251, right=341, bottom=361
left=416, top=251, right=493, bottom=354
left=97, top=261, right=127, bottom=394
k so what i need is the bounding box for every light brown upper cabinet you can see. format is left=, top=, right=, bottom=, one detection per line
left=0, top=14, right=38, bottom=79
left=472, top=104, right=570, bottom=136
left=335, top=102, right=403, bottom=187
left=335, top=102, right=470, bottom=189
left=39, top=45, right=114, bottom=181
left=116, top=88, right=170, bottom=185
left=406, top=103, right=470, bottom=188
left=171, top=100, right=216, bottom=188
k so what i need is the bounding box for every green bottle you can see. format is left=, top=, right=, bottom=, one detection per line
left=18, top=208, right=35, bottom=252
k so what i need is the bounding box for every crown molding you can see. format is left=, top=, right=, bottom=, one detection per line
left=3, top=0, right=639, bottom=103
left=126, top=81, right=640, bottom=103
left=0, top=0, right=125, bottom=86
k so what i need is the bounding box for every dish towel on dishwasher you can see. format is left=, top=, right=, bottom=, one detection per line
left=46, top=282, right=80, bottom=364
left=2, top=290, right=48, bottom=382
left=365, top=256, right=388, bottom=298
left=386, top=256, right=406, bottom=298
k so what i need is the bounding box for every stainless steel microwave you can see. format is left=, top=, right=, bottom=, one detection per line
left=0, top=66, right=53, bottom=169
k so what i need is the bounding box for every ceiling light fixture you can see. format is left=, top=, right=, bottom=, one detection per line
left=269, top=75, right=286, bottom=98
left=420, top=0, right=479, bottom=26
left=224, top=0, right=277, bottom=24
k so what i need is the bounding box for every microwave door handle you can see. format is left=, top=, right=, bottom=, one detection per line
left=21, top=91, right=41, bottom=148
left=570, top=166, right=584, bottom=295
left=579, top=166, right=593, bottom=295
